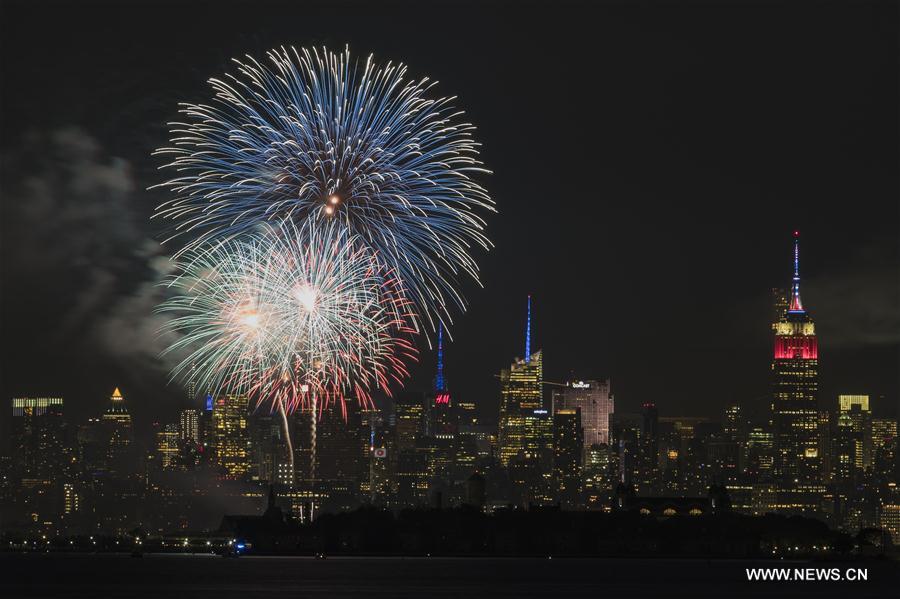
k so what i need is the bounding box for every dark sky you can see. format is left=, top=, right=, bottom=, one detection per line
left=1, top=0, right=897, bottom=436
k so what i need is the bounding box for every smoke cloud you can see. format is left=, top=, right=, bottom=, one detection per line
left=1, top=127, right=179, bottom=377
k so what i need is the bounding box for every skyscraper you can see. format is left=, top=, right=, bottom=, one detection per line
left=395, top=391, right=426, bottom=451
left=10, top=397, right=66, bottom=482
left=425, top=325, right=458, bottom=490
left=427, top=324, right=458, bottom=437
left=639, top=402, right=660, bottom=494
left=394, top=391, right=428, bottom=506
left=771, top=288, right=789, bottom=331
left=101, top=387, right=133, bottom=470
left=498, top=297, right=553, bottom=506
left=155, top=423, right=180, bottom=469
left=553, top=379, right=614, bottom=447
left=834, top=395, right=872, bottom=482
left=179, top=409, right=200, bottom=444
left=498, top=296, right=546, bottom=467
left=249, top=412, right=286, bottom=484
left=212, top=394, right=251, bottom=478
left=871, top=417, right=898, bottom=484
left=553, top=408, right=583, bottom=508
left=316, top=407, right=368, bottom=512
left=771, top=232, right=821, bottom=510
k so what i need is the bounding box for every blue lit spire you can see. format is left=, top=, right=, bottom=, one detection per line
left=435, top=323, right=446, bottom=392
left=525, top=295, right=532, bottom=363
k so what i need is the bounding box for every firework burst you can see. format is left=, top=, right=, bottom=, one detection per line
left=153, top=46, right=493, bottom=335
left=158, top=221, right=418, bottom=416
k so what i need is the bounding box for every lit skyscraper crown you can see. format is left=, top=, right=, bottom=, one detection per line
left=788, top=231, right=805, bottom=313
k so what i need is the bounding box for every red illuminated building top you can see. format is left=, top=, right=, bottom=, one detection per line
left=774, top=231, right=817, bottom=360
left=774, top=335, right=817, bottom=360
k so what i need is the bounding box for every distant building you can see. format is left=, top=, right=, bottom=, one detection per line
left=771, top=287, right=789, bottom=331
left=497, top=296, right=546, bottom=467
left=723, top=405, right=745, bottom=443
left=63, top=482, right=79, bottom=515
left=746, top=427, right=774, bottom=481
left=316, top=407, right=368, bottom=512
left=455, top=399, right=478, bottom=427
left=583, top=443, right=612, bottom=507
left=426, top=324, right=457, bottom=435
left=871, top=418, right=897, bottom=483
left=639, top=402, right=660, bottom=493
left=456, top=424, right=493, bottom=476
left=657, top=416, right=710, bottom=496
left=553, top=408, right=583, bottom=508
left=101, top=388, right=133, bottom=472
left=553, top=379, right=613, bottom=447
left=179, top=409, right=200, bottom=444
left=424, top=325, right=459, bottom=490
left=393, top=391, right=429, bottom=507
left=213, top=394, right=251, bottom=478
left=834, top=395, right=871, bottom=482
left=155, top=423, right=180, bottom=469
left=10, top=396, right=66, bottom=482
left=396, top=447, right=429, bottom=507
left=395, top=391, right=426, bottom=451
left=879, top=504, right=900, bottom=546
left=610, top=413, right=642, bottom=488
left=771, top=233, right=822, bottom=510
left=249, top=412, right=290, bottom=485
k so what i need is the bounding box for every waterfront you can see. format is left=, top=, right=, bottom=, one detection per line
left=1, top=554, right=897, bottom=598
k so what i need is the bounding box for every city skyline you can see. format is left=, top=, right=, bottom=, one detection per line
left=3, top=229, right=896, bottom=540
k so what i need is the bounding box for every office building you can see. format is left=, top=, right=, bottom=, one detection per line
left=553, top=408, right=583, bottom=508
left=498, top=296, right=547, bottom=467
left=553, top=379, right=614, bottom=447
left=212, top=394, right=251, bottom=478
left=155, top=423, right=180, bottom=469
left=10, top=397, right=66, bottom=482
left=771, top=233, right=821, bottom=490
left=101, top=387, right=133, bottom=467
left=179, top=409, right=200, bottom=444
left=834, top=395, right=871, bottom=482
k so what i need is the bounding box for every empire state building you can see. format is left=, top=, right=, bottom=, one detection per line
left=771, top=232, right=821, bottom=494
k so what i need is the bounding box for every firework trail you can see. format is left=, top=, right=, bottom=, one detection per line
left=157, top=220, right=418, bottom=418
left=153, top=46, right=493, bottom=335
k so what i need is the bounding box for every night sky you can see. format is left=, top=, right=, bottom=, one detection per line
left=1, top=0, right=897, bottom=437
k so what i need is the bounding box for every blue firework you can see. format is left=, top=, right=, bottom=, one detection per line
left=153, top=46, right=493, bottom=335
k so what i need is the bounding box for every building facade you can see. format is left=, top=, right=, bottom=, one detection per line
left=553, top=379, right=614, bottom=447
left=771, top=233, right=821, bottom=489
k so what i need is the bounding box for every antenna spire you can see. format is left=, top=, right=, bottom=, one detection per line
left=525, top=295, right=532, bottom=362
left=435, top=323, right=445, bottom=392
left=788, top=230, right=804, bottom=312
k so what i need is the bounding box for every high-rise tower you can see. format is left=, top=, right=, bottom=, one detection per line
left=553, top=379, right=614, bottom=447
left=427, top=324, right=456, bottom=436
left=771, top=232, right=821, bottom=494
left=212, top=394, right=250, bottom=478
left=102, top=387, right=133, bottom=470
left=10, top=397, right=66, bottom=481
left=498, top=296, right=548, bottom=468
